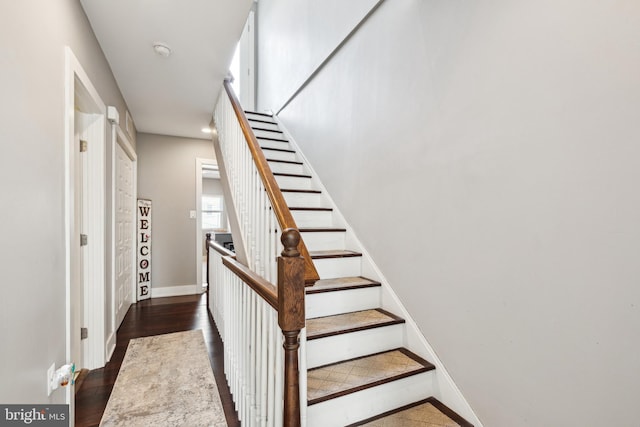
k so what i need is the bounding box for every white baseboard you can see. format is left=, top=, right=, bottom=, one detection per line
left=151, top=284, right=200, bottom=298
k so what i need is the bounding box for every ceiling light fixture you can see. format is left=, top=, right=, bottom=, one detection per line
left=152, top=42, right=172, bottom=58
left=201, top=127, right=212, bottom=134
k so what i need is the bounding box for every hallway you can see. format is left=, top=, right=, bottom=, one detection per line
left=75, top=294, right=239, bottom=426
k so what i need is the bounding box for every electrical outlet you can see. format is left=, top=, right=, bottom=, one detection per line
left=47, top=363, right=55, bottom=396
left=189, top=210, right=196, bottom=219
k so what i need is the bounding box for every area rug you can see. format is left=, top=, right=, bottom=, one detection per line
left=99, top=330, right=227, bottom=427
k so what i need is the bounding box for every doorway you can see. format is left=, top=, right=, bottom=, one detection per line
left=195, top=158, right=226, bottom=293
left=64, top=47, right=107, bottom=416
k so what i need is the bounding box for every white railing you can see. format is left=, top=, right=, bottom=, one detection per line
left=209, top=245, right=284, bottom=426
left=213, top=89, right=280, bottom=284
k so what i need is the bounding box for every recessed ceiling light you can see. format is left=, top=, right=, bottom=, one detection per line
left=152, top=42, right=172, bottom=57
left=201, top=127, right=212, bottom=134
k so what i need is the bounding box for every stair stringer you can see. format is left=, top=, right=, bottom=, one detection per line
left=273, top=115, right=484, bottom=427
left=210, top=127, right=250, bottom=267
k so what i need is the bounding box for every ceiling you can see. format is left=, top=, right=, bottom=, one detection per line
left=81, top=0, right=254, bottom=139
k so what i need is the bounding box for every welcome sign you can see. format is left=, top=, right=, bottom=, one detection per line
left=137, top=199, right=152, bottom=301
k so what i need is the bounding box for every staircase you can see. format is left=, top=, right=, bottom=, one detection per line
left=245, top=111, right=474, bottom=427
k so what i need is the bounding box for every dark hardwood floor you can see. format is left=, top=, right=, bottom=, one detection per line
left=75, top=294, right=240, bottom=427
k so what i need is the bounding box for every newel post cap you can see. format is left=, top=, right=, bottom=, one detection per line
left=281, top=229, right=300, bottom=258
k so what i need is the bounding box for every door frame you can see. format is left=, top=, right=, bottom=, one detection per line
left=64, top=46, right=107, bottom=387
left=195, top=158, right=218, bottom=294
left=106, top=111, right=137, bottom=361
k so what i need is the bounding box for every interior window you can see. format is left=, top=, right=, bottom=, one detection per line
left=202, top=195, right=223, bottom=229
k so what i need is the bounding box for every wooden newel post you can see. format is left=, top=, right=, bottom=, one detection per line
left=278, top=228, right=306, bottom=427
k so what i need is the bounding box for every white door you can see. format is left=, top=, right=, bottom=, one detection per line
left=115, top=143, right=134, bottom=328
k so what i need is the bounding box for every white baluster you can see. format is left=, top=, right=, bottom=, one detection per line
left=274, top=316, right=284, bottom=427
left=299, top=327, right=307, bottom=427
left=266, top=308, right=275, bottom=427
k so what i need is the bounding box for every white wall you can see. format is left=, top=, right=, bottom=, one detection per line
left=0, top=0, right=132, bottom=403
left=257, top=1, right=640, bottom=425
left=136, top=133, right=215, bottom=290
left=256, top=0, right=378, bottom=111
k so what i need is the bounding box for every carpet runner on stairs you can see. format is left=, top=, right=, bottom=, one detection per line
left=346, top=398, right=473, bottom=427
left=307, top=349, right=435, bottom=405
left=306, top=308, right=405, bottom=340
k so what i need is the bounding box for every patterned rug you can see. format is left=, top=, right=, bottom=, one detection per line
left=99, top=330, right=227, bottom=427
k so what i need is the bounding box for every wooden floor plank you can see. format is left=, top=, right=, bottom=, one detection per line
left=74, top=294, right=239, bottom=427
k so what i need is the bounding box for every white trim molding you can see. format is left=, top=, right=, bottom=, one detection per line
left=195, top=158, right=217, bottom=294
left=151, top=285, right=200, bottom=299
left=64, top=46, right=107, bottom=376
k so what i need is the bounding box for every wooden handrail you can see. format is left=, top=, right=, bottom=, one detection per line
left=208, top=238, right=236, bottom=258
left=222, top=255, right=279, bottom=310
left=215, top=229, right=305, bottom=426
left=222, top=80, right=320, bottom=285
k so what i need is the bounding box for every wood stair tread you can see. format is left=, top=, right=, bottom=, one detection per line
left=306, top=276, right=381, bottom=294
left=290, top=207, right=333, bottom=211
left=346, top=397, right=474, bottom=427
left=251, top=126, right=283, bottom=133
left=307, top=308, right=404, bottom=340
left=307, top=348, right=435, bottom=405
left=310, top=250, right=362, bottom=259
left=299, top=227, right=346, bottom=232
left=281, top=188, right=321, bottom=194
left=244, top=110, right=273, bottom=118
left=273, top=172, right=312, bottom=178
left=257, top=135, right=289, bottom=142
left=247, top=117, right=277, bottom=125
left=261, top=146, right=296, bottom=153
left=266, top=158, right=303, bottom=165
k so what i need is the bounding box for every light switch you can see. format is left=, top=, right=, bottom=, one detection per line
left=189, top=210, right=196, bottom=219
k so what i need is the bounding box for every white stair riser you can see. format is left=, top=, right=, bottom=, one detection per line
left=306, top=372, right=434, bottom=427
left=259, top=139, right=292, bottom=150
left=250, top=121, right=280, bottom=131
left=292, top=210, right=333, bottom=227
left=267, top=161, right=305, bottom=175
left=306, top=324, right=404, bottom=369
left=253, top=129, right=285, bottom=139
left=301, top=231, right=345, bottom=251
left=313, top=256, right=361, bottom=279
left=283, top=191, right=324, bottom=207
left=306, top=287, right=379, bottom=318
left=261, top=149, right=297, bottom=162
left=275, top=175, right=313, bottom=190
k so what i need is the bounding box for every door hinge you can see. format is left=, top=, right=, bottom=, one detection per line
left=80, top=327, right=88, bottom=340
left=80, top=234, right=88, bottom=246
left=80, top=139, right=88, bottom=152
